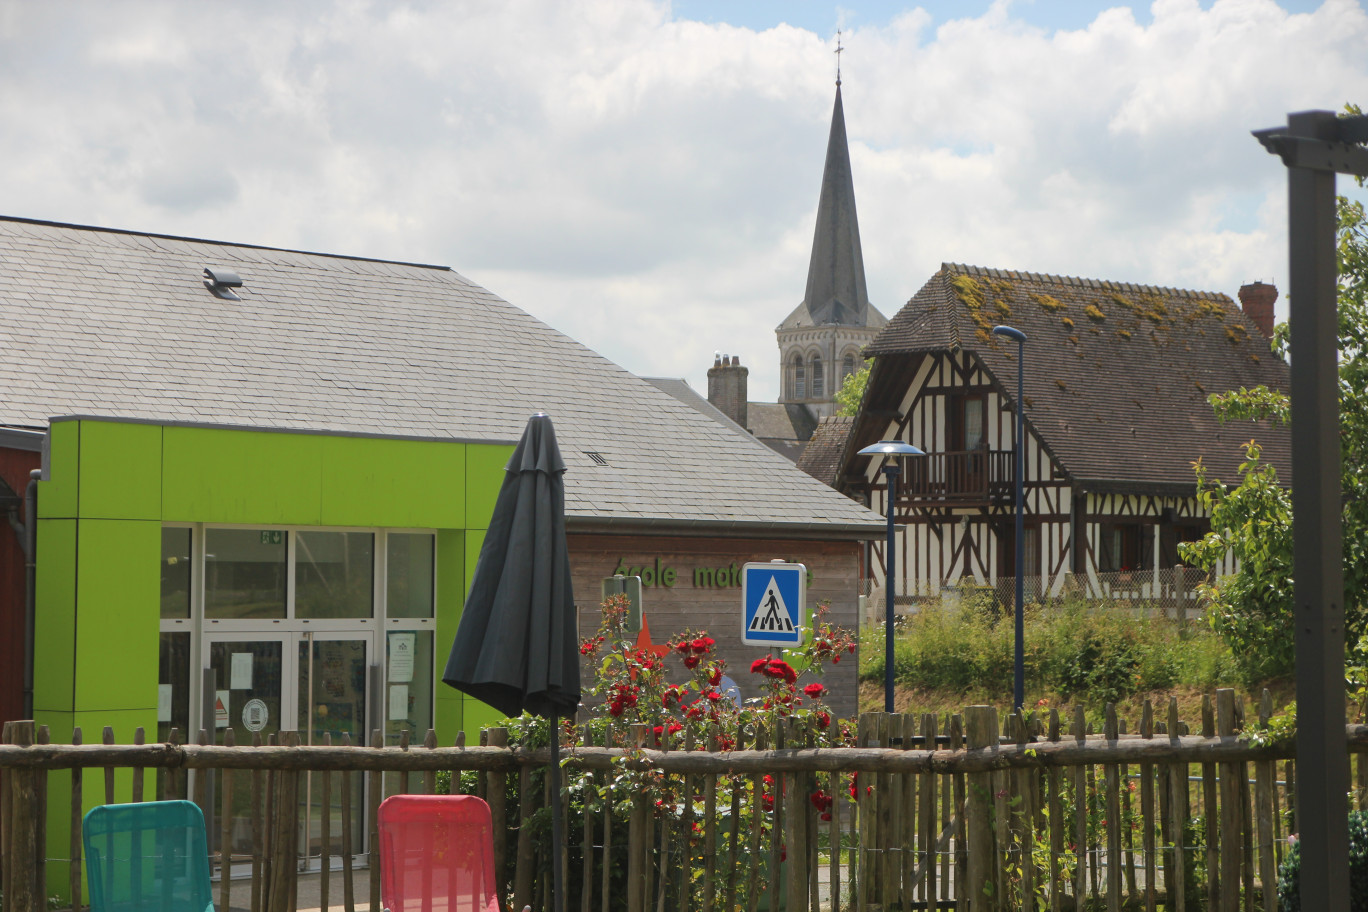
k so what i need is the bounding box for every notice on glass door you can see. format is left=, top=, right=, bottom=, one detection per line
left=388, top=633, right=415, bottom=683
left=157, top=684, right=173, bottom=723
left=231, top=652, right=253, bottom=690
left=389, top=684, right=409, bottom=722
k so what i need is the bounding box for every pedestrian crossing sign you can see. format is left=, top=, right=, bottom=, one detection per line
left=742, top=561, right=806, bottom=646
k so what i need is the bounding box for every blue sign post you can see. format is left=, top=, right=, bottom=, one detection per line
left=741, top=561, right=806, bottom=647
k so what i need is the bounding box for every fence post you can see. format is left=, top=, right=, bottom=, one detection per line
left=6, top=722, right=40, bottom=912
left=486, top=727, right=509, bottom=911
left=1217, top=690, right=1241, bottom=912
left=965, top=706, right=998, bottom=911
left=627, top=724, right=649, bottom=912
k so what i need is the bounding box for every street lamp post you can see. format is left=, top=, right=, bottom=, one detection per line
left=857, top=440, right=925, bottom=713
left=992, top=325, right=1028, bottom=711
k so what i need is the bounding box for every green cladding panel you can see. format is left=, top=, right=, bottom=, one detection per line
left=32, top=519, right=77, bottom=713
left=76, top=421, right=161, bottom=520
left=321, top=436, right=467, bottom=528
left=39, top=420, right=79, bottom=519
left=161, top=427, right=324, bottom=524
left=73, top=519, right=161, bottom=712
left=433, top=529, right=467, bottom=737
left=465, top=445, right=513, bottom=529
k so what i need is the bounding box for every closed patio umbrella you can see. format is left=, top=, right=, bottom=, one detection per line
left=442, top=413, right=579, bottom=912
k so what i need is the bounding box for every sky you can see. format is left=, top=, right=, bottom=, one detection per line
left=1, top=1, right=1366, bottom=405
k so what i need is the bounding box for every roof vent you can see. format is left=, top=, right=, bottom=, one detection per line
left=585, top=452, right=609, bottom=466
left=203, top=267, right=243, bottom=301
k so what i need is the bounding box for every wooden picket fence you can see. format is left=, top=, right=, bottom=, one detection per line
left=3, top=690, right=1366, bottom=912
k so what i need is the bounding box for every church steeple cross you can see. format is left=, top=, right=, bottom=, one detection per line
left=835, top=30, right=843, bottom=86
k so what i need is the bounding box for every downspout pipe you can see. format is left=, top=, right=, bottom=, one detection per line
left=22, top=469, right=38, bottom=720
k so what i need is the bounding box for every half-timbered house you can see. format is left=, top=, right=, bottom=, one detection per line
left=835, top=264, right=1291, bottom=601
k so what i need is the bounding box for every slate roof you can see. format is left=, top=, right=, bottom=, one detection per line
left=796, top=416, right=855, bottom=487
left=778, top=85, right=887, bottom=333
left=0, top=216, right=884, bottom=536
left=641, top=378, right=745, bottom=433
left=858, top=263, right=1292, bottom=491
left=746, top=402, right=819, bottom=462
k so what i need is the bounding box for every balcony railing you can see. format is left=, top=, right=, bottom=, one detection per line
left=898, top=448, right=1014, bottom=504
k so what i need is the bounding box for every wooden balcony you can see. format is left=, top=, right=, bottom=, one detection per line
left=897, top=448, right=1014, bottom=506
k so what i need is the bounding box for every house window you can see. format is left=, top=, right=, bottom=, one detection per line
left=792, top=355, right=806, bottom=399
left=811, top=355, right=824, bottom=398
left=842, top=353, right=856, bottom=380
left=949, top=394, right=986, bottom=451
left=1098, top=522, right=1153, bottom=572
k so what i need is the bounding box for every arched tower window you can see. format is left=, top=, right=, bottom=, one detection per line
left=791, top=354, right=806, bottom=399
left=842, top=353, right=856, bottom=381
left=810, top=355, right=824, bottom=399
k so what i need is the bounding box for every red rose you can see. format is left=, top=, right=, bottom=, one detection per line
left=708, top=668, right=722, bottom=686
left=815, top=711, right=831, bottom=730
left=750, top=658, right=769, bottom=674
left=803, top=683, right=826, bottom=698
left=832, top=655, right=840, bottom=664
left=691, top=637, right=715, bottom=653
left=609, top=701, right=624, bottom=718
left=667, top=722, right=683, bottom=735
left=674, top=641, right=691, bottom=655
left=706, top=690, right=722, bottom=703
left=683, top=655, right=701, bottom=669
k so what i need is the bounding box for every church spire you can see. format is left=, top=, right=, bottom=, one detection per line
left=799, top=79, right=871, bottom=327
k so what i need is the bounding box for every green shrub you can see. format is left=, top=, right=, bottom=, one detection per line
left=1278, top=810, right=1368, bottom=911
left=862, top=595, right=1240, bottom=702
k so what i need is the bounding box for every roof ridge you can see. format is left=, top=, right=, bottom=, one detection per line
left=0, top=214, right=453, bottom=272
left=942, top=261, right=1232, bottom=301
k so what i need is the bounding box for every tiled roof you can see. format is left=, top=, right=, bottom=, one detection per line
left=861, top=263, right=1292, bottom=490
left=0, top=216, right=885, bottom=535
left=796, top=416, right=855, bottom=487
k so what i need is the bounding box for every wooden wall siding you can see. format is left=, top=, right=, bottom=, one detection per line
left=860, top=351, right=1231, bottom=598
left=0, top=447, right=38, bottom=729
left=567, top=534, right=862, bottom=721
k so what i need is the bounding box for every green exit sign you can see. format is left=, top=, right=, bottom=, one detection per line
left=260, top=531, right=283, bottom=545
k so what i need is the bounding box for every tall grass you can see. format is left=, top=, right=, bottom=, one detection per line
left=860, top=595, right=1241, bottom=706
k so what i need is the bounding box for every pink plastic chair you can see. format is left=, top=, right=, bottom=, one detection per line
left=378, top=795, right=501, bottom=912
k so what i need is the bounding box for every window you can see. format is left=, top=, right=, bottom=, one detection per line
left=161, top=527, right=192, bottom=619
left=387, top=533, right=435, bottom=619
left=295, top=531, right=375, bottom=619
left=948, top=394, right=986, bottom=452
left=842, top=353, right=856, bottom=381
left=792, top=354, right=806, bottom=399
left=811, top=355, right=824, bottom=398
left=205, top=528, right=287, bottom=619
left=1098, top=522, right=1153, bottom=572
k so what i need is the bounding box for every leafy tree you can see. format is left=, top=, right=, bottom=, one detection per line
left=835, top=360, right=871, bottom=416
left=1180, top=133, right=1368, bottom=681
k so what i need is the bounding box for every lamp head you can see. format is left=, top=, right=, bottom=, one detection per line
left=857, top=440, right=925, bottom=458
left=992, top=325, right=1027, bottom=343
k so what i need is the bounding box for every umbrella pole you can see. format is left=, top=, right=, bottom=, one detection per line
left=550, top=711, right=565, bottom=912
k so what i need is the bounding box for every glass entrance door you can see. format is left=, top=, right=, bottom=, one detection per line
left=204, top=631, right=374, bottom=873
left=298, top=634, right=370, bottom=868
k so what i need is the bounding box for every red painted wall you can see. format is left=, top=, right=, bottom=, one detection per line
left=0, top=447, right=39, bottom=727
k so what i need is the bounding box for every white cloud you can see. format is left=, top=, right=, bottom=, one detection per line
left=0, top=0, right=1365, bottom=404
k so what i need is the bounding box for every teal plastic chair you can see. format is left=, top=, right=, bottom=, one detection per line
left=83, top=800, right=215, bottom=912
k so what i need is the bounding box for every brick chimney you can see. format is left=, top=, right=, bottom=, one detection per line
left=707, top=354, right=748, bottom=428
left=1238, top=281, right=1277, bottom=340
